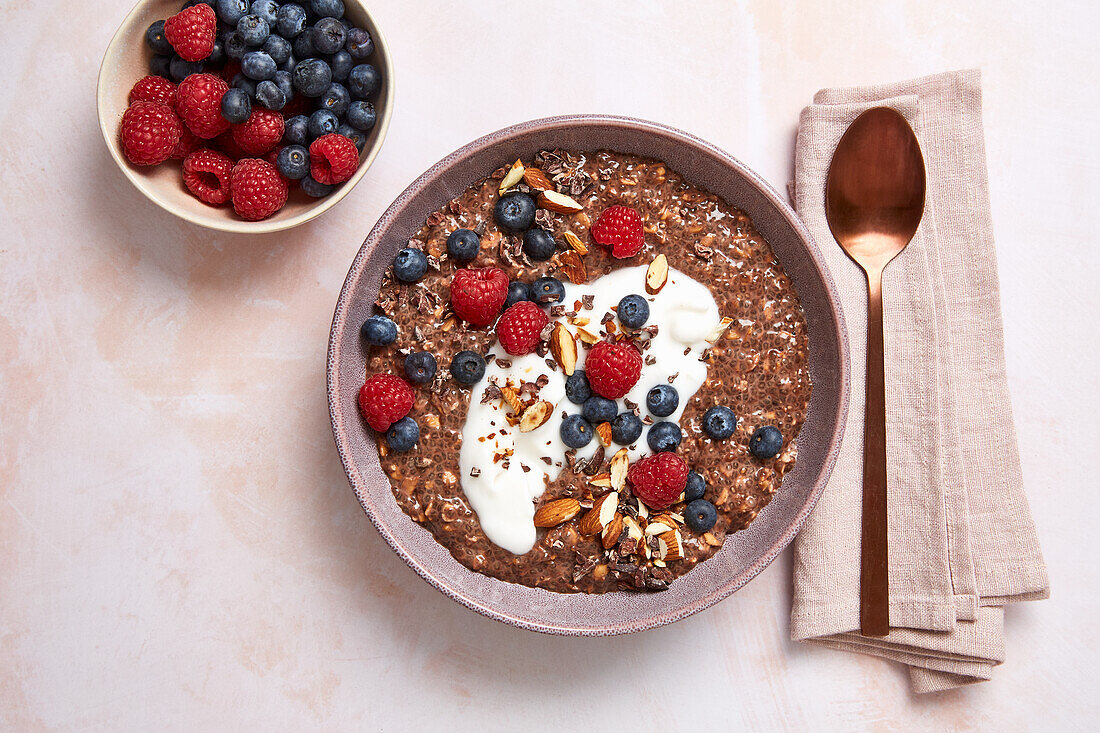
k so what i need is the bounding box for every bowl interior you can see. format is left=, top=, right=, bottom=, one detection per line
left=328, top=115, right=849, bottom=634
left=96, top=0, right=393, bottom=233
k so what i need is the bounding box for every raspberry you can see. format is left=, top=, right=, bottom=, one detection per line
left=592, top=205, right=645, bottom=259
left=357, top=374, right=415, bottom=432
left=585, top=341, right=642, bottom=399
left=128, top=75, right=177, bottom=107
left=119, top=101, right=181, bottom=166
left=183, top=149, right=233, bottom=205
left=309, top=133, right=359, bottom=185
left=176, top=73, right=230, bottom=139
left=170, top=125, right=201, bottom=159
left=214, top=130, right=246, bottom=161
left=232, top=108, right=285, bottom=156
left=230, top=159, right=288, bottom=221
left=164, top=3, right=216, bottom=62
left=450, top=267, right=509, bottom=327
left=628, top=452, right=689, bottom=511
left=496, top=301, right=549, bottom=356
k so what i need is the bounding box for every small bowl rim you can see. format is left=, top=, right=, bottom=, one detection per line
left=95, top=0, right=394, bottom=234
left=327, top=114, right=851, bottom=634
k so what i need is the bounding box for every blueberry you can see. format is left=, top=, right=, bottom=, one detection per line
left=530, top=276, right=565, bottom=305
left=291, top=30, right=316, bottom=58
left=451, top=351, right=486, bottom=386
left=308, top=108, right=339, bottom=138
left=249, top=0, right=279, bottom=25
left=329, top=49, right=353, bottom=82
left=310, top=0, right=344, bottom=18
left=522, top=228, right=556, bottom=261
left=231, top=72, right=257, bottom=97
left=263, top=34, right=292, bottom=65
left=146, top=20, right=173, bottom=54
left=610, top=412, right=643, bottom=445
left=560, top=415, right=594, bottom=449
left=224, top=31, right=248, bottom=59
left=582, top=396, right=616, bottom=425
left=242, top=50, right=277, bottom=80
left=748, top=425, right=784, bottom=459
left=281, top=51, right=297, bottom=73
left=385, top=417, right=419, bottom=452
left=446, top=228, right=480, bottom=263
left=336, top=123, right=366, bottom=153
left=149, top=54, right=173, bottom=79
left=647, top=421, right=682, bottom=452
left=319, top=82, right=350, bottom=116
left=220, top=87, right=252, bottom=123
left=404, top=351, right=438, bottom=385
left=345, top=26, right=374, bottom=59
left=360, top=315, right=397, bottom=345
left=504, top=281, right=531, bottom=311
left=300, top=175, right=334, bottom=197
left=684, top=499, right=717, bottom=533
left=216, top=0, right=249, bottom=25
left=702, top=406, right=737, bottom=440
left=493, top=192, right=536, bottom=232
left=393, top=247, right=428, bottom=283
left=346, top=100, right=376, bottom=130
left=273, top=69, right=294, bottom=101
left=255, top=80, right=285, bottom=109
left=617, top=294, right=650, bottom=329
left=169, top=55, right=204, bottom=81
left=311, top=16, right=346, bottom=54
left=564, top=370, right=591, bottom=405
left=684, top=471, right=706, bottom=501
left=292, top=57, right=332, bottom=96
left=347, top=64, right=381, bottom=99
left=646, top=384, right=679, bottom=417
left=275, top=144, right=310, bottom=179
left=283, top=114, right=309, bottom=145
left=236, top=15, right=270, bottom=46
left=205, top=37, right=226, bottom=68
left=275, top=3, right=307, bottom=37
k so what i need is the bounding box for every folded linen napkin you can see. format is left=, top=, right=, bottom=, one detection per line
left=788, top=69, right=1049, bottom=693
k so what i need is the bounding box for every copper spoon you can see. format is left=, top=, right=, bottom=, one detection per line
left=825, top=107, right=926, bottom=637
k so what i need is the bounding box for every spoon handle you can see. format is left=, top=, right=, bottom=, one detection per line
left=860, top=266, right=890, bottom=637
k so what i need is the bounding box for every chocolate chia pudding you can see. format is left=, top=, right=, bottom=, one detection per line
left=361, top=149, right=811, bottom=593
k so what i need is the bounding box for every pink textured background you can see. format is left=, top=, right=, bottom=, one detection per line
left=1, top=0, right=1095, bottom=729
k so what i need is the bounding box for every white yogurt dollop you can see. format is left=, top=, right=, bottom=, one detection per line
left=458, top=265, right=721, bottom=554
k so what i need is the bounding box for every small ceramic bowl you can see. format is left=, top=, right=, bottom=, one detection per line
left=328, top=115, right=850, bottom=634
left=96, top=0, right=393, bottom=233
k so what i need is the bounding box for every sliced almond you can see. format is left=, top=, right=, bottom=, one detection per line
left=562, top=230, right=588, bottom=255
left=568, top=315, right=590, bottom=327
left=657, top=529, right=684, bottom=561
left=703, top=531, right=724, bottom=547
left=636, top=499, right=648, bottom=519
left=609, top=448, right=629, bottom=492
left=622, top=515, right=644, bottom=541
left=498, top=159, right=525, bottom=195
left=645, top=521, right=675, bottom=536
left=576, top=327, right=600, bottom=345
left=422, top=413, right=441, bottom=429
left=705, top=316, right=734, bottom=343
left=500, top=385, right=524, bottom=415
left=555, top=250, right=588, bottom=285
left=577, top=491, right=618, bottom=535
left=588, top=472, right=612, bottom=488
left=601, top=513, right=623, bottom=550
left=538, top=190, right=584, bottom=215
left=522, top=168, right=554, bottom=192
left=645, top=253, right=669, bottom=295
left=595, top=421, right=612, bottom=447
left=549, top=323, right=578, bottom=375
left=533, top=498, right=581, bottom=527
left=519, top=401, right=553, bottom=432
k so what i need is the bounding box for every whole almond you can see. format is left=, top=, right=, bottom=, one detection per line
left=556, top=250, right=588, bottom=284
left=533, top=497, right=581, bottom=527
left=519, top=401, right=553, bottom=432
left=523, top=168, right=554, bottom=192
left=645, top=253, right=669, bottom=294
left=601, top=514, right=624, bottom=550
left=549, top=323, right=578, bottom=375
left=563, top=230, right=588, bottom=255
left=498, top=159, right=525, bottom=195
left=538, top=190, right=584, bottom=215
left=577, top=491, right=618, bottom=535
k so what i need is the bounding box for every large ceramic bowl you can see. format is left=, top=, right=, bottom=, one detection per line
left=96, top=0, right=393, bottom=233
left=328, top=115, right=849, bottom=634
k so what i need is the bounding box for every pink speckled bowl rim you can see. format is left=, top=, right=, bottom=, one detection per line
left=327, top=115, right=850, bottom=635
